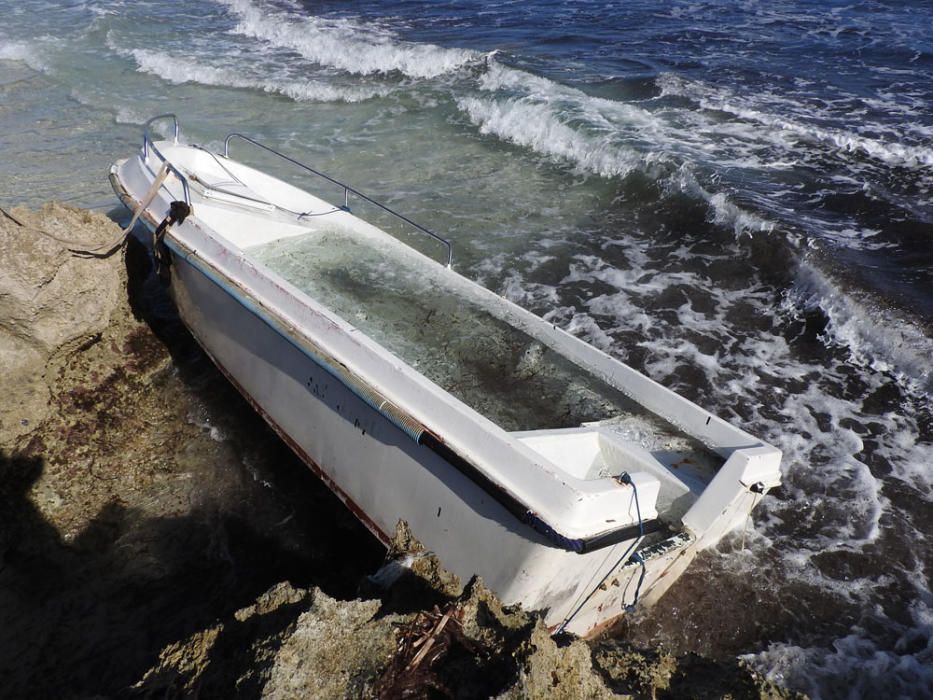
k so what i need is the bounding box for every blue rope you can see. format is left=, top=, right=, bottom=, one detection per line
left=625, top=552, right=647, bottom=613
left=523, top=512, right=586, bottom=553
left=554, top=472, right=645, bottom=635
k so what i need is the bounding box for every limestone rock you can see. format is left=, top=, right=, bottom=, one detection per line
left=0, top=203, right=127, bottom=444
left=262, top=588, right=398, bottom=699
left=500, top=622, right=623, bottom=700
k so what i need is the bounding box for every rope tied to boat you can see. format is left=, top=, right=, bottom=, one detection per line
left=122, top=163, right=171, bottom=234
left=0, top=162, right=175, bottom=259
left=152, top=200, right=191, bottom=284
left=69, top=162, right=174, bottom=258
left=554, top=471, right=646, bottom=636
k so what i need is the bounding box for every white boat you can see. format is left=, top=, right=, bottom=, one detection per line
left=110, top=115, right=781, bottom=637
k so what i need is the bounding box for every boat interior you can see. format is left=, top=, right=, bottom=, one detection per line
left=156, top=140, right=726, bottom=528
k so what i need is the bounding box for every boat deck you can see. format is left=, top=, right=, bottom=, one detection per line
left=251, top=227, right=643, bottom=432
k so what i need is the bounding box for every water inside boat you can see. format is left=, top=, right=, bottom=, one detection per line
left=153, top=138, right=725, bottom=522
left=245, top=223, right=722, bottom=515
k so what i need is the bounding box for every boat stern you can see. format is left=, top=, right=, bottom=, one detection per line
left=681, top=444, right=782, bottom=550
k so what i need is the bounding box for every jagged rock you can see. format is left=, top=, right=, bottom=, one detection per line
left=591, top=640, right=677, bottom=697
left=385, top=518, right=462, bottom=598
left=500, top=622, right=623, bottom=700
left=591, top=640, right=807, bottom=700
left=0, top=204, right=127, bottom=445
left=137, top=624, right=224, bottom=696
left=262, top=589, right=398, bottom=699
left=457, top=576, right=533, bottom=648
left=133, top=582, right=319, bottom=696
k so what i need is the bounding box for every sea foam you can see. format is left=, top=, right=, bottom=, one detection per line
left=745, top=599, right=933, bottom=700
left=130, top=48, right=388, bottom=103
left=0, top=40, right=48, bottom=72
left=217, top=0, right=478, bottom=79
left=659, top=73, right=933, bottom=171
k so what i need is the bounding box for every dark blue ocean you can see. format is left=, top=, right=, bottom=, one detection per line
left=1, top=1, right=931, bottom=697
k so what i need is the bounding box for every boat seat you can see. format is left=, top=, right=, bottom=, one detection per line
left=510, top=427, right=663, bottom=524
left=510, top=425, right=701, bottom=525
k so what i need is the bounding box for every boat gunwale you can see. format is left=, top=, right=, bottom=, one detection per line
left=148, top=142, right=768, bottom=454
left=110, top=141, right=782, bottom=550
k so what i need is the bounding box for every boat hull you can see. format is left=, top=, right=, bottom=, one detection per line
left=110, top=122, right=781, bottom=636
left=165, top=236, right=690, bottom=636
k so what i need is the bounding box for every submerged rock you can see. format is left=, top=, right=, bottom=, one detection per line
left=592, top=639, right=805, bottom=699
left=0, top=205, right=803, bottom=699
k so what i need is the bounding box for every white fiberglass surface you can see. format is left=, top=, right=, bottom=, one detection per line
left=247, top=225, right=719, bottom=485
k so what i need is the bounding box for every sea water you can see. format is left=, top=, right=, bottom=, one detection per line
left=252, top=227, right=637, bottom=432
left=2, top=1, right=931, bottom=696
left=250, top=225, right=705, bottom=460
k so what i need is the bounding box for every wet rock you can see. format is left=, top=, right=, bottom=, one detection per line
left=591, top=641, right=678, bottom=697
left=591, top=640, right=807, bottom=700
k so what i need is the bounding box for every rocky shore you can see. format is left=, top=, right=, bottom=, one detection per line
left=0, top=204, right=803, bottom=698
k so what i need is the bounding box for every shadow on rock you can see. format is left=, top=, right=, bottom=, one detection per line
left=0, top=444, right=387, bottom=698
left=0, top=238, right=387, bottom=697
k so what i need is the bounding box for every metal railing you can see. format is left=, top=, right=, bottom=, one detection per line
left=142, top=113, right=192, bottom=206
left=224, top=133, right=453, bottom=268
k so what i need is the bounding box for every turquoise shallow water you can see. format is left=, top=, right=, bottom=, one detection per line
left=2, top=1, right=931, bottom=696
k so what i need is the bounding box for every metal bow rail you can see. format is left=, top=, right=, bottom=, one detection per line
left=140, top=114, right=453, bottom=268
left=142, top=114, right=192, bottom=207
left=223, top=133, right=453, bottom=269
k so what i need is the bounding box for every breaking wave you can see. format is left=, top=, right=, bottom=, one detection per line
left=217, top=0, right=478, bottom=79
left=457, top=94, right=648, bottom=179
left=661, top=164, right=778, bottom=237
left=456, top=90, right=776, bottom=237
left=130, top=48, right=388, bottom=103
left=457, top=60, right=668, bottom=177
left=785, top=261, right=933, bottom=400
left=0, top=39, right=48, bottom=72
left=659, top=73, right=933, bottom=171
left=458, top=61, right=778, bottom=238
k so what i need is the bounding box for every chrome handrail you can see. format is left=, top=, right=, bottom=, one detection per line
left=142, top=113, right=191, bottom=206
left=223, top=132, right=453, bottom=268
